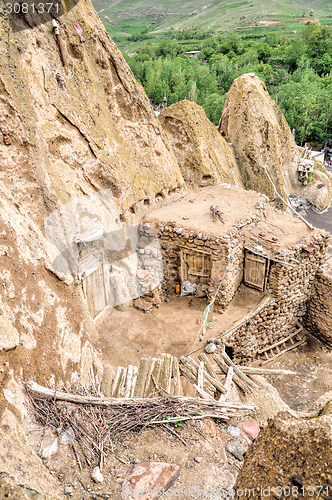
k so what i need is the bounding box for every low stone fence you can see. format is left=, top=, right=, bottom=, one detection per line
left=305, top=271, right=332, bottom=349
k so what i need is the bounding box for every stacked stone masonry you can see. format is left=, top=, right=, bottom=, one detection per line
left=143, top=218, right=329, bottom=363
left=305, top=271, right=332, bottom=349
left=225, top=233, right=330, bottom=363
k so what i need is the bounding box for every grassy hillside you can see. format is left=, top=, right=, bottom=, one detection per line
left=92, top=0, right=332, bottom=50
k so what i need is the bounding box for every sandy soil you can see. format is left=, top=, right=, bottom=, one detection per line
left=94, top=284, right=263, bottom=370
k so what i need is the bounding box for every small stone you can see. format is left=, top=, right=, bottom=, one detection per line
left=189, top=199, right=194, bottom=203
left=226, top=440, right=246, bottom=460
left=227, top=425, right=240, bottom=438
left=121, top=462, right=180, bottom=499
left=91, top=466, right=104, bottom=483
left=137, top=269, right=148, bottom=280
left=143, top=223, right=150, bottom=230
left=194, top=457, right=202, bottom=463
left=183, top=215, right=189, bottom=220
left=197, top=232, right=202, bottom=239
left=205, top=343, right=216, bottom=354
left=242, top=419, right=260, bottom=440
left=64, top=486, right=73, bottom=495
left=292, top=475, right=303, bottom=487
left=115, top=478, right=124, bottom=484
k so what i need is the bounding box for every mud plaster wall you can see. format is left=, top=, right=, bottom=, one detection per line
left=305, top=271, right=332, bottom=349
left=222, top=233, right=329, bottom=363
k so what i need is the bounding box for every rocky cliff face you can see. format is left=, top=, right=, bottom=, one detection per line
left=218, top=73, right=300, bottom=203
left=159, top=100, right=242, bottom=188
left=0, top=0, right=186, bottom=422
left=0, top=1, right=187, bottom=492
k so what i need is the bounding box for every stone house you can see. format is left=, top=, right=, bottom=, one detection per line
left=142, top=184, right=329, bottom=360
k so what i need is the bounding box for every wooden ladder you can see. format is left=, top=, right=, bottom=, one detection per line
left=258, top=324, right=306, bottom=366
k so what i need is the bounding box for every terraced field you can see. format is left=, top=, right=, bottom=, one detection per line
left=92, top=0, right=332, bottom=49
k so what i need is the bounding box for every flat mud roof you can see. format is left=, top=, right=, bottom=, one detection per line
left=143, top=185, right=326, bottom=246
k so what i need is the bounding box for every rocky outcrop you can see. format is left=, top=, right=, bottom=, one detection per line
left=0, top=0, right=184, bottom=416
left=236, top=413, right=332, bottom=492
left=300, top=166, right=332, bottom=212
left=159, top=100, right=242, bottom=187
left=218, top=73, right=300, bottom=204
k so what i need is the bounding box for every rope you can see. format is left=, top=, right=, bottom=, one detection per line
left=111, top=410, right=137, bottom=463
left=187, top=255, right=233, bottom=356
left=185, top=253, right=332, bottom=358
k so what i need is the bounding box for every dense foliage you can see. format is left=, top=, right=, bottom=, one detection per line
left=124, top=24, right=332, bottom=145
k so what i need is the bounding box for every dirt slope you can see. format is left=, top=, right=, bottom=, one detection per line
left=236, top=413, right=332, bottom=496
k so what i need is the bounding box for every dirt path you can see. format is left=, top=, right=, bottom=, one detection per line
left=94, top=284, right=263, bottom=369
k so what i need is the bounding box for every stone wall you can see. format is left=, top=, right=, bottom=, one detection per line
left=223, top=233, right=329, bottom=363
left=155, top=222, right=244, bottom=311
left=305, top=271, right=332, bottom=349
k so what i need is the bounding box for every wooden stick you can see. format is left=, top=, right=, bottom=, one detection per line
left=172, top=357, right=182, bottom=397
left=150, top=414, right=231, bottom=424
left=198, top=353, right=218, bottom=379
left=180, top=363, right=215, bottom=398
left=213, top=355, right=253, bottom=394
left=158, top=353, right=173, bottom=393
left=212, top=365, right=296, bottom=376
left=218, top=366, right=233, bottom=402
left=134, top=358, right=149, bottom=398
left=198, top=362, right=204, bottom=391
left=180, top=356, right=226, bottom=394
left=111, top=367, right=127, bottom=398
left=193, top=383, right=214, bottom=401
left=26, top=381, right=257, bottom=410
left=162, top=424, right=187, bottom=446
left=221, top=352, right=259, bottom=390
left=130, top=366, right=138, bottom=398
left=144, top=358, right=161, bottom=398
left=124, top=365, right=134, bottom=399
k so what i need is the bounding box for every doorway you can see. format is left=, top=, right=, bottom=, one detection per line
left=243, top=251, right=269, bottom=291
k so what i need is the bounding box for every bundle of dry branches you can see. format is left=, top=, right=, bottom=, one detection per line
left=26, top=380, right=256, bottom=470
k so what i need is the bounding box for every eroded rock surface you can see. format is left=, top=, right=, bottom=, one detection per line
left=236, top=413, right=332, bottom=493
left=159, top=100, right=242, bottom=187
left=0, top=0, right=186, bottom=401
left=218, top=73, right=299, bottom=203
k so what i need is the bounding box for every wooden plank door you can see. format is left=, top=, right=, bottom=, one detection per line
left=181, top=250, right=212, bottom=285
left=85, top=265, right=107, bottom=317
left=244, top=252, right=267, bottom=291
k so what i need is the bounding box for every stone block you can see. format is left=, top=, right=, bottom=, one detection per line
left=242, top=418, right=260, bottom=440
left=121, top=462, right=180, bottom=499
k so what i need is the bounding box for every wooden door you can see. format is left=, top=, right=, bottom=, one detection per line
left=244, top=252, right=267, bottom=291
left=85, top=265, right=107, bottom=318
left=181, top=250, right=212, bottom=284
